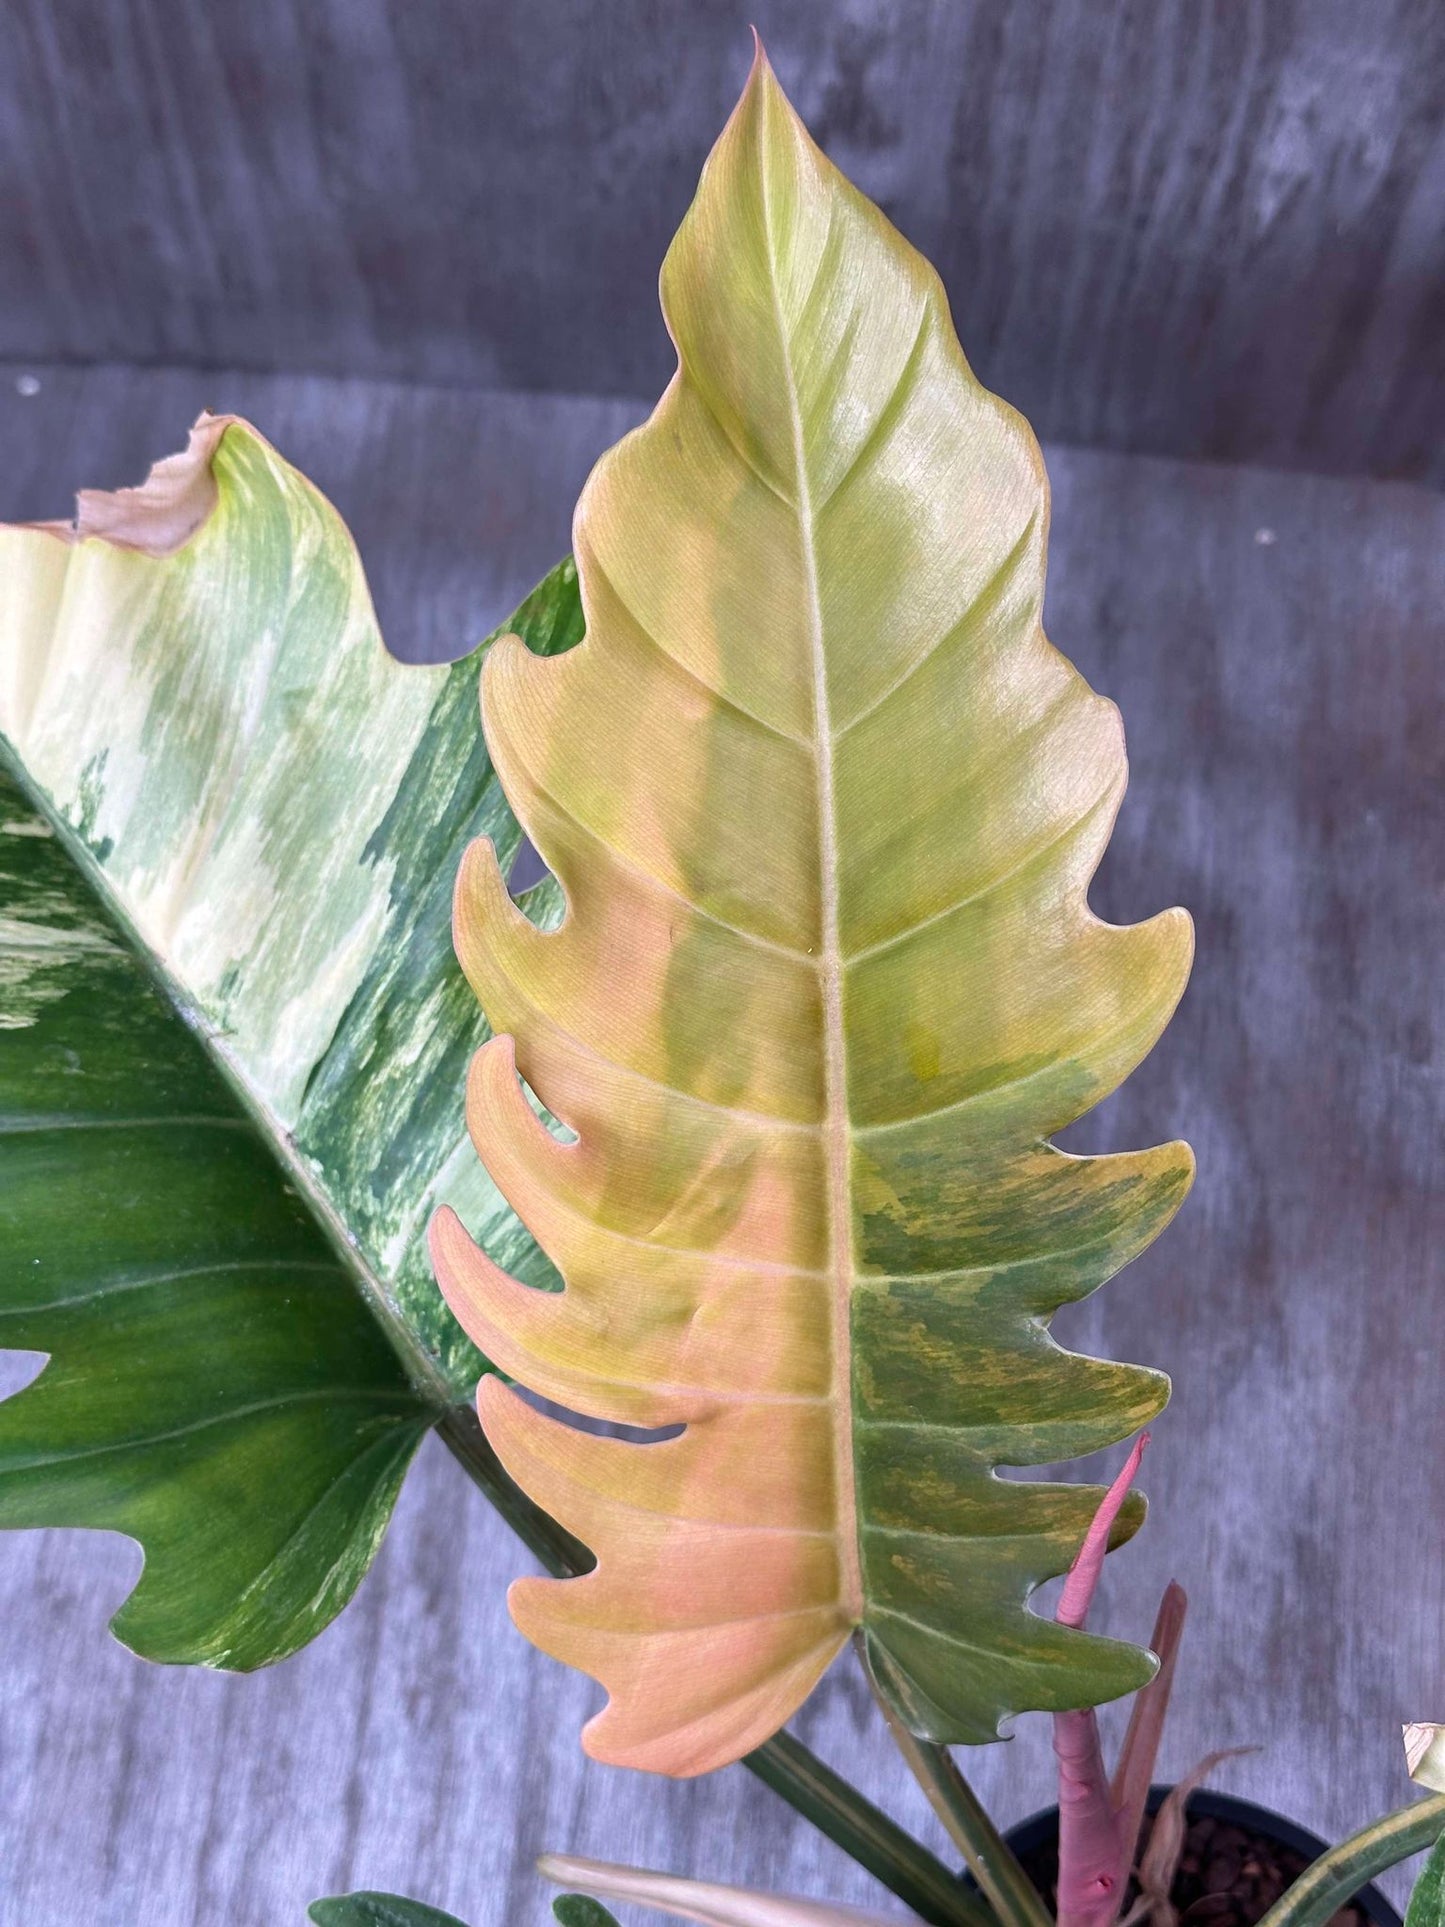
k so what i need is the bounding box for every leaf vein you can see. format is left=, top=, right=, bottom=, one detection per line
left=585, top=550, right=809, bottom=751
left=844, top=785, right=1118, bottom=967
left=832, top=512, right=1039, bottom=740
left=0, top=1388, right=423, bottom=1472
left=813, top=301, right=932, bottom=515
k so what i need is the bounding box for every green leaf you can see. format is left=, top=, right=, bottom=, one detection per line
left=432, top=44, right=1194, bottom=1775
left=0, top=417, right=576, bottom=1665
left=309, top=1895, right=471, bottom=1927
left=553, top=1898, right=624, bottom=1927
left=1407, top=1835, right=1445, bottom=1927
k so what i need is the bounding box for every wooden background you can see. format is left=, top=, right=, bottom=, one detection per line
left=2, top=1, right=1445, bottom=484
left=0, top=2, right=1443, bottom=1922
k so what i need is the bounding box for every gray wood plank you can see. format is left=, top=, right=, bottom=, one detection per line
left=2, top=2, right=1444, bottom=484
left=0, top=364, right=1441, bottom=1926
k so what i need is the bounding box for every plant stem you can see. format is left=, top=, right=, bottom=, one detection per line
left=438, top=1402, right=593, bottom=1578
left=903, top=1738, right=1051, bottom=1927
left=1254, top=1794, right=1445, bottom=1927
left=748, top=1729, right=995, bottom=1927
left=439, top=1405, right=988, bottom=1927
left=860, top=1637, right=1049, bottom=1927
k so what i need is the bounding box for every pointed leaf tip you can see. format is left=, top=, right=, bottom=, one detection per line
left=729, top=23, right=806, bottom=151
left=745, top=25, right=782, bottom=89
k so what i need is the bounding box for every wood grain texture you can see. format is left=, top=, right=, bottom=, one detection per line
left=0, top=365, right=1441, bottom=1925
left=2, top=1, right=1444, bottom=484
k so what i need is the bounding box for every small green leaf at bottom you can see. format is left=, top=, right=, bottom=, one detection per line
left=554, top=1898, right=624, bottom=1927
left=1406, top=1834, right=1445, bottom=1927
left=309, top=1893, right=471, bottom=1927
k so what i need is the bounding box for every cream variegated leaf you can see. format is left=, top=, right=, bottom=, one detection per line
left=0, top=421, right=573, bottom=1663
left=433, top=45, right=1193, bottom=1774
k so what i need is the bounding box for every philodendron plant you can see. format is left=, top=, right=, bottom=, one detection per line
left=1, top=37, right=1441, bottom=1927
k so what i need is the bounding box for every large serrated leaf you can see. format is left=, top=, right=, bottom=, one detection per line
left=0, top=419, right=573, bottom=1664
left=432, top=46, right=1194, bottom=1774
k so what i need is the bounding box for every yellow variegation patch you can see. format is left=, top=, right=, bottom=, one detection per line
left=433, top=44, right=1193, bottom=1776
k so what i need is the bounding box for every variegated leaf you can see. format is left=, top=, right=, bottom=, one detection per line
left=0, top=420, right=570, bottom=1663
left=433, top=46, right=1193, bottom=1774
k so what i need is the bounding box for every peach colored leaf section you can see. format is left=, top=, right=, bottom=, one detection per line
left=432, top=43, right=1193, bottom=1778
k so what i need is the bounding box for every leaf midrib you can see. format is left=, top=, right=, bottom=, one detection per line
left=755, top=148, right=863, bottom=1626
left=0, top=1256, right=344, bottom=1319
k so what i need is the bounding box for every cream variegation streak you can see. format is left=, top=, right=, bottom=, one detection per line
left=432, top=45, right=1194, bottom=1776
left=540, top=1852, right=910, bottom=1927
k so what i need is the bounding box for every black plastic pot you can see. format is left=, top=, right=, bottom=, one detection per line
left=1000, top=1785, right=1402, bottom=1927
